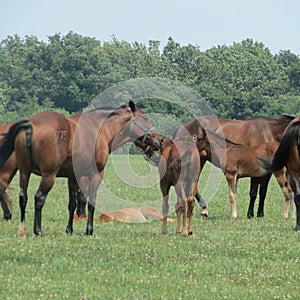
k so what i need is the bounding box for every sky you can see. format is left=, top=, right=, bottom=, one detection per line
left=1, top=0, right=300, bottom=55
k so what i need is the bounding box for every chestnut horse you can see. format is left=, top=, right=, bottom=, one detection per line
left=196, top=128, right=291, bottom=219
left=159, top=138, right=201, bottom=236
left=260, top=117, right=300, bottom=230
left=173, top=115, right=294, bottom=218
left=0, top=101, right=161, bottom=236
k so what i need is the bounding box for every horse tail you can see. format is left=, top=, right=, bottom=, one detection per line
left=270, top=121, right=300, bottom=171
left=0, top=120, right=32, bottom=169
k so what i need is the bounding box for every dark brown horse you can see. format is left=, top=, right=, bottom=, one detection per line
left=0, top=101, right=161, bottom=236
left=196, top=128, right=291, bottom=219
left=159, top=138, right=201, bottom=236
left=173, top=115, right=294, bottom=218
left=260, top=117, right=300, bottom=230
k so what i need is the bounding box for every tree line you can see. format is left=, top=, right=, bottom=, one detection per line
left=0, top=31, right=299, bottom=125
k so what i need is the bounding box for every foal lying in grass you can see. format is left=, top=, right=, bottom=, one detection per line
left=159, top=138, right=201, bottom=236
left=197, top=128, right=291, bottom=219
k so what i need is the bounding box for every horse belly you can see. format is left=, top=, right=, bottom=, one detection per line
left=238, top=165, right=267, bottom=178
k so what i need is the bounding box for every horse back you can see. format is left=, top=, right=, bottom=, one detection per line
left=219, top=117, right=291, bottom=146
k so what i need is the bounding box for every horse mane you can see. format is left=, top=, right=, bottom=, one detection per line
left=275, top=114, right=295, bottom=121
left=245, top=115, right=295, bottom=122
left=84, top=105, right=128, bottom=117
left=85, top=104, right=127, bottom=114
left=271, top=121, right=300, bottom=171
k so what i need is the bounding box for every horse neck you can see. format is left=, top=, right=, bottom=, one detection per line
left=77, top=110, right=132, bottom=152
left=102, top=113, right=132, bottom=152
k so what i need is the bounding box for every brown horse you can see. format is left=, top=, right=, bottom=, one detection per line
left=0, top=101, right=161, bottom=236
left=159, top=138, right=201, bottom=236
left=196, top=128, right=291, bottom=219
left=0, top=125, right=87, bottom=221
left=173, top=115, right=294, bottom=218
left=260, top=117, right=300, bottom=230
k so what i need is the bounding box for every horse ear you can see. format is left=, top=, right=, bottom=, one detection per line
left=129, top=101, right=136, bottom=112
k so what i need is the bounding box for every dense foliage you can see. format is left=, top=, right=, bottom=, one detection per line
left=0, top=32, right=299, bottom=124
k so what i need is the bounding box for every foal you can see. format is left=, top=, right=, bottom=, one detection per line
left=159, top=138, right=201, bottom=236
left=197, top=128, right=291, bottom=219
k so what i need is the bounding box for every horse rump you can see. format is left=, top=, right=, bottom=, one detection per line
left=0, top=120, right=32, bottom=169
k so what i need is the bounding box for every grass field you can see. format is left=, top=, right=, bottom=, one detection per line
left=0, top=155, right=299, bottom=299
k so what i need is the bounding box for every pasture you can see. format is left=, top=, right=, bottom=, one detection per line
left=0, top=155, right=299, bottom=299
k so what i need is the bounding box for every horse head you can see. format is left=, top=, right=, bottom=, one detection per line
left=124, top=101, right=163, bottom=165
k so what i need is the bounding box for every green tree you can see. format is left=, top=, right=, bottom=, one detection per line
left=196, top=39, right=289, bottom=118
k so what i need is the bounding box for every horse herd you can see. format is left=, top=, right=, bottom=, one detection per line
left=0, top=101, right=299, bottom=237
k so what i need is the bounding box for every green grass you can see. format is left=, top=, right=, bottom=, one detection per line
left=0, top=155, right=299, bottom=299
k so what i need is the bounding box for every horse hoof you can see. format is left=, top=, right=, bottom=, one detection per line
left=295, top=225, right=300, bottom=231
left=188, top=231, right=193, bottom=235
left=66, top=227, right=73, bottom=235
left=85, top=229, right=93, bottom=236
left=200, top=213, right=208, bottom=219
left=4, top=215, right=12, bottom=221
left=257, top=213, right=264, bottom=218
left=34, top=232, right=42, bottom=237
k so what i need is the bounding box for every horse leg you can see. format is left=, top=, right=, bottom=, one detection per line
left=76, top=176, right=88, bottom=218
left=273, top=170, right=292, bottom=219
left=175, top=197, right=188, bottom=235
left=195, top=191, right=208, bottom=218
left=257, top=174, right=271, bottom=218
left=66, top=178, right=77, bottom=234
left=18, top=172, right=31, bottom=237
left=161, top=182, right=170, bottom=234
left=86, top=172, right=102, bottom=236
left=34, top=175, right=56, bottom=236
left=1, top=195, right=12, bottom=221
left=226, top=173, right=237, bottom=219
left=294, top=193, right=300, bottom=231
left=175, top=200, right=182, bottom=234
left=175, top=184, right=188, bottom=235
left=187, top=196, right=195, bottom=235
left=181, top=199, right=188, bottom=236
left=247, top=178, right=259, bottom=219
left=288, top=174, right=300, bottom=230
left=290, top=192, right=295, bottom=219
left=76, top=190, right=87, bottom=218
left=0, top=167, right=17, bottom=221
